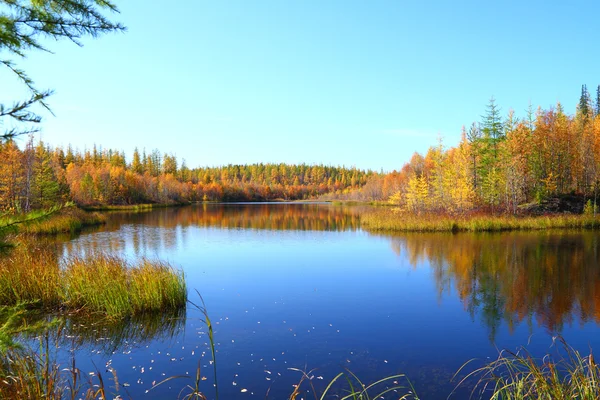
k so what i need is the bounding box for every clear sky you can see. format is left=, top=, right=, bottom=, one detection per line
left=1, top=0, right=599, bottom=171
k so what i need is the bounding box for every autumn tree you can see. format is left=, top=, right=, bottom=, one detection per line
left=0, top=141, right=23, bottom=211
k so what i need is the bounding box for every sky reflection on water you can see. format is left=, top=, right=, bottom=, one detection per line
left=58, top=204, right=600, bottom=399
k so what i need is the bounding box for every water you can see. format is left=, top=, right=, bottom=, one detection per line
left=49, top=204, right=600, bottom=398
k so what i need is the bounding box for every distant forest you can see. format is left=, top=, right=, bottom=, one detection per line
left=345, top=85, right=600, bottom=214
left=0, top=140, right=373, bottom=210
left=2, top=85, right=600, bottom=214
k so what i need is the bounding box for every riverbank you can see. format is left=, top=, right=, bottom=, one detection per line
left=0, top=207, right=106, bottom=239
left=82, top=202, right=188, bottom=212
left=361, top=209, right=600, bottom=232
left=19, top=207, right=106, bottom=235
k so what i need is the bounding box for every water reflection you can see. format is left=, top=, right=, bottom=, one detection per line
left=63, top=203, right=362, bottom=257
left=388, top=232, right=600, bottom=340
left=105, top=203, right=362, bottom=231
left=57, top=311, right=186, bottom=354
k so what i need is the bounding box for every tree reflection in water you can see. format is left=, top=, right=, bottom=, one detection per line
left=388, top=232, right=600, bottom=340
left=62, top=203, right=363, bottom=257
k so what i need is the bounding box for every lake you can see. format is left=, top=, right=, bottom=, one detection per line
left=48, top=204, right=600, bottom=398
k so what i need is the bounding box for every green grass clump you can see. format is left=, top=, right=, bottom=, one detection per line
left=65, top=255, right=187, bottom=318
left=361, top=209, right=600, bottom=233
left=0, top=244, right=186, bottom=319
left=129, top=259, right=188, bottom=313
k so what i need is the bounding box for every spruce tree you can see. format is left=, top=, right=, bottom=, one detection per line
left=480, top=97, right=504, bottom=187
left=578, top=84, right=591, bottom=119
left=32, top=142, right=60, bottom=208
left=596, top=85, right=600, bottom=116
left=0, top=0, right=125, bottom=141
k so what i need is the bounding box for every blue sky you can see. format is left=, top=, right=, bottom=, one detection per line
left=1, top=0, right=599, bottom=171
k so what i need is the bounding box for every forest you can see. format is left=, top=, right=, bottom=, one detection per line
left=0, top=139, right=372, bottom=210
left=2, top=86, right=600, bottom=214
left=358, top=85, right=600, bottom=214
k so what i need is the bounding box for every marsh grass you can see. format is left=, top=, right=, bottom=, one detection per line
left=362, top=209, right=600, bottom=233
left=454, top=337, right=600, bottom=399
left=151, top=291, right=216, bottom=400
left=0, top=335, right=118, bottom=400
left=19, top=207, right=105, bottom=235
left=82, top=203, right=176, bottom=212
left=0, top=244, right=186, bottom=319
left=288, top=368, right=419, bottom=400
left=65, top=254, right=187, bottom=318
left=0, top=245, right=62, bottom=307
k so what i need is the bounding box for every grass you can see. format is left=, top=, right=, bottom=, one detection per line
left=0, top=332, right=119, bottom=400
left=65, top=255, right=187, bottom=317
left=361, top=209, right=600, bottom=233
left=0, top=243, right=187, bottom=319
left=151, top=291, right=217, bottom=400
left=0, top=303, right=184, bottom=399
left=330, top=200, right=391, bottom=207
left=4, top=292, right=600, bottom=399
left=455, top=337, right=600, bottom=399
left=288, top=368, right=419, bottom=400
left=0, top=206, right=105, bottom=236
left=82, top=203, right=181, bottom=211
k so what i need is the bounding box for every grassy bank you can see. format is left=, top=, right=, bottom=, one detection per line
left=20, top=207, right=105, bottom=235
left=361, top=209, right=600, bottom=233
left=0, top=244, right=186, bottom=319
left=0, top=207, right=105, bottom=236
left=330, top=200, right=391, bottom=207
left=82, top=203, right=184, bottom=211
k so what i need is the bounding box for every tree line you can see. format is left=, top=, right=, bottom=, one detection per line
left=371, top=86, right=600, bottom=214
left=0, top=138, right=373, bottom=210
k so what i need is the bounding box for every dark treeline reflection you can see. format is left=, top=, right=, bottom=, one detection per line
left=389, top=232, right=600, bottom=340
left=105, top=203, right=363, bottom=231
left=63, top=203, right=362, bottom=257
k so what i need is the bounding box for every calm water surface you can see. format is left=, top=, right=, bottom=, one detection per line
left=54, top=204, right=600, bottom=399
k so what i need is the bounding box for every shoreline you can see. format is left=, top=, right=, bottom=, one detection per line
left=361, top=209, right=600, bottom=233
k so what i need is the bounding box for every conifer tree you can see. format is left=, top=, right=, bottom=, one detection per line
left=32, top=141, right=59, bottom=208
left=578, top=84, right=591, bottom=119
left=596, top=85, right=600, bottom=117
left=0, top=0, right=124, bottom=140
left=481, top=96, right=504, bottom=159
left=132, top=148, right=143, bottom=174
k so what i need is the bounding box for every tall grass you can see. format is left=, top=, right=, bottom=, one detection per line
left=82, top=203, right=175, bottom=211
left=362, top=209, right=600, bottom=233
left=0, top=245, right=62, bottom=307
left=288, top=368, right=419, bottom=400
left=0, top=334, right=118, bottom=400
left=19, top=207, right=105, bottom=235
left=0, top=244, right=186, bottom=319
left=65, top=254, right=187, bottom=318
left=151, top=291, right=217, bottom=400
left=455, top=337, right=600, bottom=399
